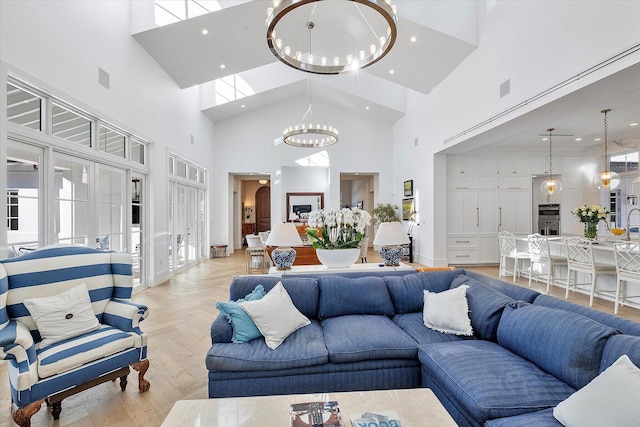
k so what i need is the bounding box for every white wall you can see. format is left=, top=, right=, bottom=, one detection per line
left=0, top=0, right=216, bottom=285
left=211, top=95, right=395, bottom=246
left=393, top=1, right=640, bottom=266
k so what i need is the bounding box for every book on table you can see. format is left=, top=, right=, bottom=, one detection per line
left=350, top=410, right=403, bottom=427
left=290, top=401, right=344, bottom=427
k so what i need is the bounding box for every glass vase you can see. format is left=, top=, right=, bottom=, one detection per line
left=584, top=222, right=598, bottom=239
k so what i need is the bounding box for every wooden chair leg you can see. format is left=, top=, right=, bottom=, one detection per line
left=51, top=401, right=62, bottom=420
left=132, top=359, right=150, bottom=392
left=119, top=373, right=129, bottom=391
left=12, top=400, right=44, bottom=427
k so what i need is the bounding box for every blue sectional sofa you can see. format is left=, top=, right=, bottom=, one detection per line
left=206, top=269, right=640, bottom=426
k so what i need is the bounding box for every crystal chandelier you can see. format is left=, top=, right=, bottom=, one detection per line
left=593, top=109, right=620, bottom=190
left=266, top=0, right=398, bottom=75
left=541, top=128, right=562, bottom=196
left=283, top=74, right=338, bottom=147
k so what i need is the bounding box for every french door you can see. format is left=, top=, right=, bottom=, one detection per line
left=53, top=154, right=125, bottom=251
left=169, top=181, right=205, bottom=274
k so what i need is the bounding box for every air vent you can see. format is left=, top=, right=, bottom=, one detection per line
left=500, top=79, right=510, bottom=98
left=98, top=68, right=110, bottom=89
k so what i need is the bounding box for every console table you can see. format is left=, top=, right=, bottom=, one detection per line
left=161, top=388, right=455, bottom=427
left=268, top=262, right=414, bottom=276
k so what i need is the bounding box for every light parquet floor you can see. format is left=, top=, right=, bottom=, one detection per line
left=1, top=253, right=639, bottom=426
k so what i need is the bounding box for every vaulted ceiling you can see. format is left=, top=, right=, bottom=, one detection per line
left=133, top=1, right=640, bottom=152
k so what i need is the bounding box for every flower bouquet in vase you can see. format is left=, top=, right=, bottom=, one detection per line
left=571, top=204, right=609, bottom=239
left=306, top=207, right=371, bottom=268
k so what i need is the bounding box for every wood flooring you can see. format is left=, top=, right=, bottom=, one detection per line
left=1, top=252, right=638, bottom=426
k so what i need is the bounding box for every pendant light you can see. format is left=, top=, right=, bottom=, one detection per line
left=593, top=109, right=620, bottom=190
left=541, top=128, right=562, bottom=195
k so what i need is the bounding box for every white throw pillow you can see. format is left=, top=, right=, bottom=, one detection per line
left=239, top=281, right=310, bottom=349
left=23, top=283, right=101, bottom=348
left=553, top=354, right=640, bottom=427
left=423, top=285, right=473, bottom=336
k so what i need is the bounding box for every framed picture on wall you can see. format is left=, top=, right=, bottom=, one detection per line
left=402, top=198, right=414, bottom=221
left=404, top=180, right=413, bottom=197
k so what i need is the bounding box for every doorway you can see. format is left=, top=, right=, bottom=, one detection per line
left=256, top=185, right=271, bottom=232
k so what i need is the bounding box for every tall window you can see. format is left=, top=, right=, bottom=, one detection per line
left=610, top=151, right=639, bottom=174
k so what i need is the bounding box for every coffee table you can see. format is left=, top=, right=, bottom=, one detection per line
left=161, top=388, right=455, bottom=427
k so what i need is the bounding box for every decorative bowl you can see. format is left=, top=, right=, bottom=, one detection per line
left=611, top=228, right=625, bottom=236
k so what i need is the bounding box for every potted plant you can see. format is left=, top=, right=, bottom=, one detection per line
left=372, top=203, right=401, bottom=227
left=305, top=207, right=371, bottom=267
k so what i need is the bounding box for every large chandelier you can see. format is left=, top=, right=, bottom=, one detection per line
left=283, top=74, right=338, bottom=147
left=266, top=0, right=398, bottom=75
left=593, top=109, right=620, bottom=190
left=541, top=128, right=562, bottom=196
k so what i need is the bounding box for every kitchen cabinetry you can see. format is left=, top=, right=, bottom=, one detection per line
left=447, top=155, right=533, bottom=265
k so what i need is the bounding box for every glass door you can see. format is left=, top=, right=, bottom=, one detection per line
left=5, top=141, right=43, bottom=257
left=96, top=165, right=126, bottom=251
left=53, top=155, right=91, bottom=246
left=131, top=175, right=145, bottom=288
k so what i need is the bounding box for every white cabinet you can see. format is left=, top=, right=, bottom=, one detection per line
left=498, top=189, right=531, bottom=234
left=447, top=153, right=534, bottom=265
left=478, top=189, right=499, bottom=234
left=499, top=155, right=531, bottom=175
left=478, top=156, right=499, bottom=175
left=478, top=235, right=500, bottom=263
left=448, top=155, right=478, bottom=175
left=447, top=190, right=478, bottom=235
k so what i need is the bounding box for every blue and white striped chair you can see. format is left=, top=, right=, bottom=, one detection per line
left=0, top=245, right=150, bottom=427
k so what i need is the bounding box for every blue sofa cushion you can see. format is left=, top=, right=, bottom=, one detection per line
left=534, top=294, right=640, bottom=336
left=485, top=408, right=561, bottom=427
left=393, top=312, right=475, bottom=346
left=463, top=270, right=541, bottom=302
left=205, top=320, right=327, bottom=371
left=497, top=302, right=618, bottom=389
left=450, top=275, right=514, bottom=342
left=419, top=340, right=575, bottom=423
left=322, top=315, right=418, bottom=363
left=215, top=285, right=266, bottom=343
left=385, top=270, right=460, bottom=314
left=228, top=276, right=319, bottom=319
left=600, top=334, right=640, bottom=372
left=318, top=276, right=394, bottom=319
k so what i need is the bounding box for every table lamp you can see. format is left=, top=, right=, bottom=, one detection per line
left=373, top=222, right=410, bottom=266
left=265, top=222, right=303, bottom=270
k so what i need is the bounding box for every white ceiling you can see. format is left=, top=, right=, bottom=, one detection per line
left=133, top=1, right=640, bottom=153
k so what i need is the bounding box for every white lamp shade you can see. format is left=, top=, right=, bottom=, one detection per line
left=265, top=222, right=303, bottom=246
left=373, top=222, right=410, bottom=246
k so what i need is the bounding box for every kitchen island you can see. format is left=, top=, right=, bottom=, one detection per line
left=514, top=235, right=640, bottom=312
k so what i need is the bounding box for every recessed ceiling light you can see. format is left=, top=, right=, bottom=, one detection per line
left=410, top=36, right=417, bottom=42
left=542, top=137, right=548, bottom=141
left=631, top=123, right=639, bottom=126
left=365, top=106, right=370, bottom=110
left=389, top=69, right=395, bottom=74
left=595, top=138, right=602, bottom=141
left=575, top=138, right=582, bottom=141
left=202, top=29, right=208, bottom=35
left=241, top=104, right=245, bottom=108
left=220, top=64, right=226, bottom=69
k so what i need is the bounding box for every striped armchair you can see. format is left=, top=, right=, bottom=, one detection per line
left=0, top=245, right=150, bottom=427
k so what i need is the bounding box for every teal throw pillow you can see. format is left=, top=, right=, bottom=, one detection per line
left=216, top=285, right=266, bottom=343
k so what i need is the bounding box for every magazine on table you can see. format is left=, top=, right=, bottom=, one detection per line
left=350, top=410, right=403, bottom=427
left=290, top=400, right=344, bottom=427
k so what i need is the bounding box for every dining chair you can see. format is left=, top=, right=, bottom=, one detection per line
left=565, top=237, right=616, bottom=307
left=527, top=233, right=567, bottom=293
left=612, top=242, right=640, bottom=314
left=497, top=231, right=530, bottom=282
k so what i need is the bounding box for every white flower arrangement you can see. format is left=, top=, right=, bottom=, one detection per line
left=571, top=204, right=609, bottom=224
left=306, top=207, right=372, bottom=249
